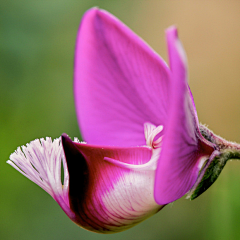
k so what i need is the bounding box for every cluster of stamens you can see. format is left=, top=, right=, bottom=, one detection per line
left=144, top=122, right=164, bottom=149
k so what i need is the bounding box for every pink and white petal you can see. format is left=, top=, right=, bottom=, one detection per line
left=154, top=27, right=214, bottom=205
left=61, top=134, right=163, bottom=233
left=74, top=8, right=171, bottom=147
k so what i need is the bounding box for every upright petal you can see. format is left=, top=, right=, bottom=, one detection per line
left=74, top=8, right=171, bottom=146
left=154, top=27, right=214, bottom=205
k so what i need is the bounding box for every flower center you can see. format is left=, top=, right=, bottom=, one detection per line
left=144, top=122, right=164, bottom=149
left=104, top=123, right=163, bottom=171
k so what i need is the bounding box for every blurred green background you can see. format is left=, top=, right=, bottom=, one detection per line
left=1, top=1, right=240, bottom=239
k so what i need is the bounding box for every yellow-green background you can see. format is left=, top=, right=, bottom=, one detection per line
left=1, top=1, right=240, bottom=239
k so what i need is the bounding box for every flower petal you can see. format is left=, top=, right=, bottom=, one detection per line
left=61, top=134, right=163, bottom=233
left=74, top=8, right=171, bottom=146
left=154, top=27, right=214, bottom=205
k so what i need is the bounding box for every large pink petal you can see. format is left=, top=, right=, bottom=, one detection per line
left=74, top=8, right=171, bottom=146
left=154, top=27, right=214, bottom=205
left=61, top=134, right=162, bottom=233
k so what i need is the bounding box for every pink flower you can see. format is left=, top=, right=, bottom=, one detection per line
left=8, top=8, right=216, bottom=233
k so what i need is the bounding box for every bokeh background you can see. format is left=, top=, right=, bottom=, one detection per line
left=1, top=1, right=240, bottom=239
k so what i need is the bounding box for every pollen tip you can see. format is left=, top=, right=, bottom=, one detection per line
left=61, top=133, right=70, bottom=142
left=61, top=134, right=78, bottom=161
left=61, top=134, right=77, bottom=152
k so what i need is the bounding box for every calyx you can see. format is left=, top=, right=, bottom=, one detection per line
left=187, top=124, right=240, bottom=200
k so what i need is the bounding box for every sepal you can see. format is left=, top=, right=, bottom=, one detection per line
left=187, top=146, right=240, bottom=200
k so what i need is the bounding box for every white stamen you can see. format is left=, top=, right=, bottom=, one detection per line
left=7, top=137, right=79, bottom=206
left=7, top=137, right=65, bottom=197
left=144, top=122, right=164, bottom=149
